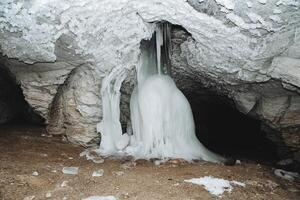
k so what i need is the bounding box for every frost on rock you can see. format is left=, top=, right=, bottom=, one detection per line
left=184, top=176, right=245, bottom=197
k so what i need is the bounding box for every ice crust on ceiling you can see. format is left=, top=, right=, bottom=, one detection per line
left=1, top=0, right=299, bottom=87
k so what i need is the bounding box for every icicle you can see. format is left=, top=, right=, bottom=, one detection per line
left=156, top=25, right=163, bottom=75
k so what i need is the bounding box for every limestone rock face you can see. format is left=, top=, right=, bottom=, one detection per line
left=0, top=0, right=299, bottom=158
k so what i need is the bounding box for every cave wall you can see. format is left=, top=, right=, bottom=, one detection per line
left=0, top=0, right=299, bottom=159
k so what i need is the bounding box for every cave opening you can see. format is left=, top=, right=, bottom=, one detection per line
left=184, top=90, right=279, bottom=165
left=0, top=65, right=45, bottom=133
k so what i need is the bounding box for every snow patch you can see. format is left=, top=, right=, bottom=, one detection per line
left=184, top=176, right=245, bottom=197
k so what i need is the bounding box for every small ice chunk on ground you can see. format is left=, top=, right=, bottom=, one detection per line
left=274, top=169, right=299, bottom=182
left=82, top=196, right=117, bottom=200
left=235, top=160, right=241, bottom=165
left=32, top=171, right=39, bottom=176
left=184, top=176, right=245, bottom=197
left=92, top=169, right=104, bottom=177
left=45, top=192, right=51, bottom=198
left=23, top=196, right=35, bottom=200
left=61, top=181, right=69, bottom=187
left=62, top=167, right=79, bottom=175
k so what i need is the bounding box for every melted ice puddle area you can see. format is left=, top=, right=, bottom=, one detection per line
left=96, top=23, right=224, bottom=163
left=184, top=176, right=246, bottom=197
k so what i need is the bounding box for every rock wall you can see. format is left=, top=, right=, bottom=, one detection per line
left=0, top=0, right=299, bottom=159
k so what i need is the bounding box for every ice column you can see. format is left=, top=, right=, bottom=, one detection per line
left=97, top=23, right=224, bottom=163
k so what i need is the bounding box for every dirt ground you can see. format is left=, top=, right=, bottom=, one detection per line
left=0, top=126, right=299, bottom=200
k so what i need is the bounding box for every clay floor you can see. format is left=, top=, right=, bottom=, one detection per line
left=0, top=125, right=299, bottom=200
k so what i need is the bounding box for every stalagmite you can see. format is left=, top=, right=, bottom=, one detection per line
left=97, top=23, right=224, bottom=163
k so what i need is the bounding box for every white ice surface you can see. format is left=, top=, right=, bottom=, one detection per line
left=185, top=176, right=245, bottom=197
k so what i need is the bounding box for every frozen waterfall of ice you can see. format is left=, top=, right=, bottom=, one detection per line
left=97, top=24, right=224, bottom=163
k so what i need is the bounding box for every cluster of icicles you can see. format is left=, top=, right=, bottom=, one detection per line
left=96, top=24, right=224, bottom=163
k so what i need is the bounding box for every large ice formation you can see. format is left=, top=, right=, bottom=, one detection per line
left=97, top=24, right=224, bottom=162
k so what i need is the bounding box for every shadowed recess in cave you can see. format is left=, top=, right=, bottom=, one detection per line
left=0, top=65, right=44, bottom=128
left=185, top=90, right=279, bottom=164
